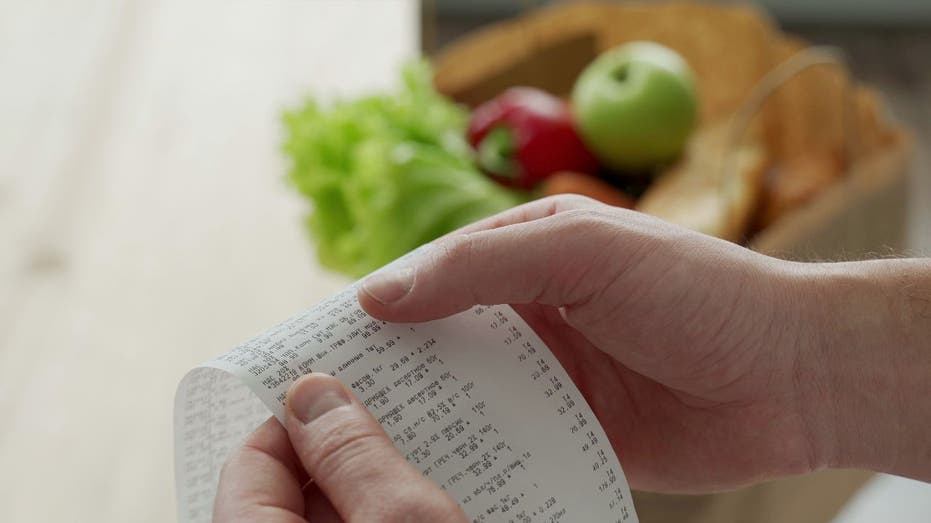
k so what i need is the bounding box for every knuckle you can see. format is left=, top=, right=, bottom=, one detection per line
left=555, top=193, right=600, bottom=208
left=219, top=442, right=252, bottom=478
left=433, top=235, right=475, bottom=270
left=437, top=235, right=483, bottom=304
left=216, top=450, right=238, bottom=482
left=537, top=193, right=592, bottom=208
left=422, top=497, right=466, bottom=521
left=383, top=490, right=463, bottom=523
left=557, top=208, right=612, bottom=232
left=307, top=416, right=388, bottom=479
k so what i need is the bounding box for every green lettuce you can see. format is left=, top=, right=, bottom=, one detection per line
left=283, top=62, right=524, bottom=277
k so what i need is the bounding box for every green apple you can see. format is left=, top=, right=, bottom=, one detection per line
left=572, top=41, right=698, bottom=171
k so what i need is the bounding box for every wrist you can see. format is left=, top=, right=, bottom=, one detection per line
left=792, top=259, right=931, bottom=478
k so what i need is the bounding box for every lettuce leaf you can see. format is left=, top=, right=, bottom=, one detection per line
left=283, top=61, right=524, bottom=277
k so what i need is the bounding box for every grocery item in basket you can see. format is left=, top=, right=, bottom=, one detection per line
left=467, top=87, right=599, bottom=189
left=572, top=41, right=698, bottom=170
left=282, top=62, right=524, bottom=277
left=637, top=120, right=768, bottom=242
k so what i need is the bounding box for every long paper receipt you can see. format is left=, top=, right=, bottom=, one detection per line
left=174, top=284, right=638, bottom=522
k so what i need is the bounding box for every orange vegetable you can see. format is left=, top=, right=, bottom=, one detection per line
left=540, top=171, right=635, bottom=208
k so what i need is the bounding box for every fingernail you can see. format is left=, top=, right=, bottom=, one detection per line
left=288, top=374, right=351, bottom=424
left=361, top=266, right=414, bottom=304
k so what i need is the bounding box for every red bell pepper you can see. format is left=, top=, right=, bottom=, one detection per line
left=467, top=87, right=600, bottom=189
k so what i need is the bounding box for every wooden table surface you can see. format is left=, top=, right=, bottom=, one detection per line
left=1, top=3, right=929, bottom=523
left=0, top=1, right=416, bottom=521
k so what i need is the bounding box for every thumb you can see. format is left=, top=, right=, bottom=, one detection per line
left=284, top=374, right=465, bottom=522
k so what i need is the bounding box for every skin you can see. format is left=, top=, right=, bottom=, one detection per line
left=215, top=195, right=931, bottom=522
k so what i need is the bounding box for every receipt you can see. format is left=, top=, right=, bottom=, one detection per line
left=174, top=285, right=637, bottom=522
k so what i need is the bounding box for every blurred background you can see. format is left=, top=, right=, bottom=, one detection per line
left=0, top=1, right=928, bottom=522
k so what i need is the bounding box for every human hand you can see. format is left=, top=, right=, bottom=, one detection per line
left=213, top=373, right=467, bottom=522
left=358, top=195, right=825, bottom=493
